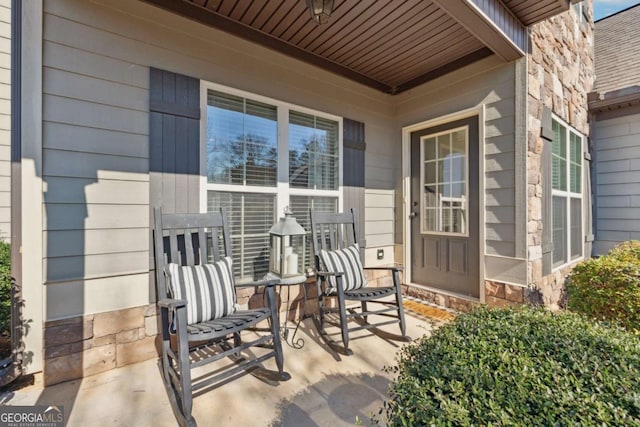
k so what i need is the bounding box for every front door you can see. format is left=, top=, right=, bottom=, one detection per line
left=410, top=116, right=479, bottom=298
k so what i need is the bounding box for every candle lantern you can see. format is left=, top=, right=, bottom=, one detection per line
left=267, top=207, right=307, bottom=282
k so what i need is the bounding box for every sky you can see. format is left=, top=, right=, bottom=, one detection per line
left=593, top=0, right=640, bottom=20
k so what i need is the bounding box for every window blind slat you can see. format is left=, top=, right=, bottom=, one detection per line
left=208, top=191, right=275, bottom=281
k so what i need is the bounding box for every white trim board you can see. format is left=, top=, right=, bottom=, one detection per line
left=21, top=0, right=45, bottom=373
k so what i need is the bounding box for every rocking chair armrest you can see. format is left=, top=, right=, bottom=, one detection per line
left=234, top=278, right=279, bottom=289
left=363, top=266, right=404, bottom=272
left=158, top=298, right=187, bottom=309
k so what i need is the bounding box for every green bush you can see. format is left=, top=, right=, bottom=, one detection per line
left=0, top=240, right=10, bottom=334
left=382, top=307, right=640, bottom=426
left=567, top=240, right=640, bottom=333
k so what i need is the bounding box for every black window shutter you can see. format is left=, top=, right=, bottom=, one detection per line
left=149, top=68, right=200, bottom=272
left=343, top=118, right=366, bottom=249
left=540, top=107, right=553, bottom=275
left=149, top=68, right=200, bottom=214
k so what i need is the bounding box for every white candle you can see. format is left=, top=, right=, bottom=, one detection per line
left=283, top=246, right=293, bottom=274
left=286, top=254, right=298, bottom=275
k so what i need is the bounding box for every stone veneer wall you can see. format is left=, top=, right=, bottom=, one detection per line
left=44, top=305, right=159, bottom=386
left=526, top=1, right=595, bottom=307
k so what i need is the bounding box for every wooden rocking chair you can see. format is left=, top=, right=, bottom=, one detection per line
left=153, top=208, right=290, bottom=427
left=310, top=208, right=410, bottom=355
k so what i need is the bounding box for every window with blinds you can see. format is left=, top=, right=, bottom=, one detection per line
left=289, top=111, right=339, bottom=190
left=206, top=90, right=277, bottom=187
left=203, top=85, right=342, bottom=282
left=551, top=117, right=583, bottom=269
left=208, top=192, right=276, bottom=280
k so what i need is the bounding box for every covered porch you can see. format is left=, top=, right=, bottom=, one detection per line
left=11, top=0, right=576, bottom=402
left=2, top=303, right=451, bottom=426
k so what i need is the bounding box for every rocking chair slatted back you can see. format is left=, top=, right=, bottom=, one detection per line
left=154, top=209, right=232, bottom=302
left=310, top=210, right=360, bottom=258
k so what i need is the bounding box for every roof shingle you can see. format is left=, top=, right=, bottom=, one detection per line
left=594, top=5, right=640, bottom=95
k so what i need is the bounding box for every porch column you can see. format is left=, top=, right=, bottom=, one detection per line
left=17, top=0, right=44, bottom=373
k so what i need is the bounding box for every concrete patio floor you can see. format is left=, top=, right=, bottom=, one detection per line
left=0, top=303, right=448, bottom=426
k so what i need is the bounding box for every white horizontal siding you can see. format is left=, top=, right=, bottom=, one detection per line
left=44, top=251, right=149, bottom=283
left=44, top=228, right=149, bottom=257
left=44, top=177, right=149, bottom=205
left=364, top=190, right=395, bottom=254
left=43, top=94, right=148, bottom=135
left=44, top=122, right=148, bottom=158
left=43, top=149, right=149, bottom=181
left=593, top=112, right=640, bottom=255
left=43, top=204, right=149, bottom=231
left=45, top=273, right=150, bottom=320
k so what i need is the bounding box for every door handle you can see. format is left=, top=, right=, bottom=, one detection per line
left=409, top=212, right=418, bottom=218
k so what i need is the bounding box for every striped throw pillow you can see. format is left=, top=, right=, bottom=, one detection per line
left=319, top=243, right=367, bottom=293
left=167, top=257, right=237, bottom=325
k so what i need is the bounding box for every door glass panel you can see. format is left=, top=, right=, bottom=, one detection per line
left=421, top=127, right=468, bottom=235
left=424, top=162, right=436, bottom=184
left=438, top=134, right=451, bottom=158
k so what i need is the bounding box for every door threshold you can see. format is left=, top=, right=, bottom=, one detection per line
left=404, top=283, right=480, bottom=312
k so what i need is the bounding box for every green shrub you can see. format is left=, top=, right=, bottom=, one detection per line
left=382, top=307, right=640, bottom=426
left=0, top=240, right=10, bottom=334
left=567, top=240, right=640, bottom=333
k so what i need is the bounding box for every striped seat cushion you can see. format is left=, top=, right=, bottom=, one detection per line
left=167, top=257, right=237, bottom=325
left=319, top=243, right=367, bottom=293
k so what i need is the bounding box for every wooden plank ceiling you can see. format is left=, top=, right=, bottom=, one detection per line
left=503, top=0, right=570, bottom=26
left=144, top=0, right=568, bottom=94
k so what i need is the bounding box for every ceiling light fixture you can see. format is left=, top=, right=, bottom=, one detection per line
left=306, top=0, right=334, bottom=25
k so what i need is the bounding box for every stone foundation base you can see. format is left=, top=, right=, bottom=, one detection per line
left=530, top=263, right=574, bottom=309
left=403, top=281, right=530, bottom=312
left=403, top=286, right=479, bottom=312
left=484, top=281, right=526, bottom=307
left=44, top=305, right=159, bottom=386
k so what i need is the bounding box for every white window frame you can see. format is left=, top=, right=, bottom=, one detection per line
left=551, top=115, right=584, bottom=271
left=199, top=80, right=343, bottom=230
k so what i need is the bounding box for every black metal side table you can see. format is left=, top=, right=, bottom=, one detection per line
left=265, top=273, right=309, bottom=349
